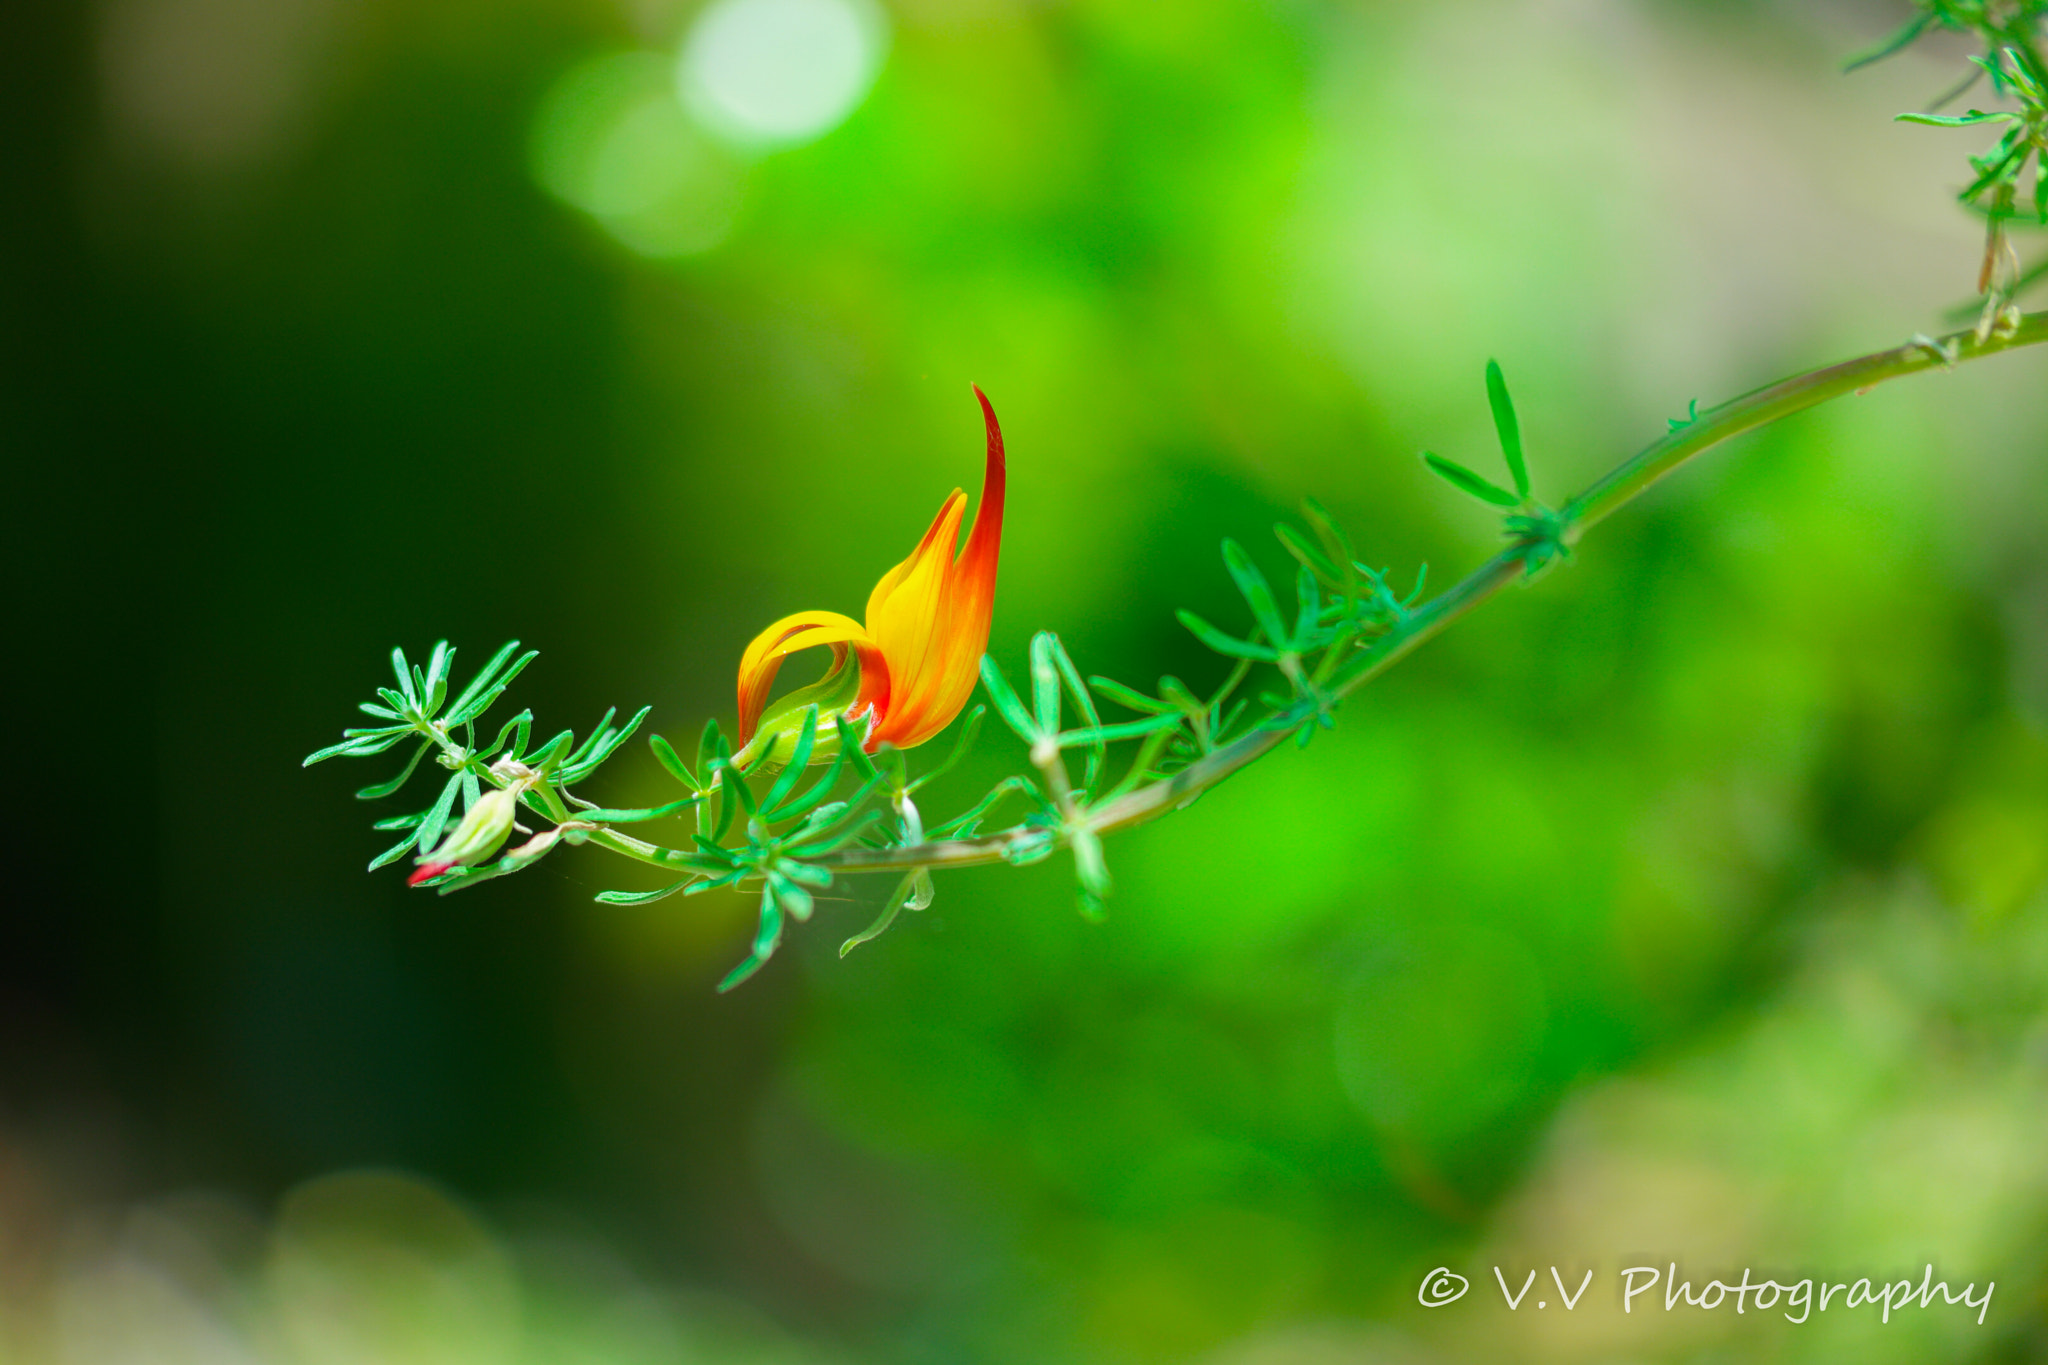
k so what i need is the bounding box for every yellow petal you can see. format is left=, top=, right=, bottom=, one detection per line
left=735, top=610, right=881, bottom=748
left=865, top=489, right=968, bottom=692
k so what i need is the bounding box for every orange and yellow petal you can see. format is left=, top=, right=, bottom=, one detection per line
left=735, top=611, right=886, bottom=748
left=867, top=386, right=1007, bottom=748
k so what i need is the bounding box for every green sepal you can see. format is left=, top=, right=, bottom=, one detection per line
left=737, top=648, right=861, bottom=772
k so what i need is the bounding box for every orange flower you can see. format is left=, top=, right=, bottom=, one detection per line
left=735, top=386, right=1006, bottom=766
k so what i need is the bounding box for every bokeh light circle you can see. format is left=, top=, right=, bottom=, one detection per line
left=530, top=52, right=746, bottom=258
left=677, top=0, right=889, bottom=152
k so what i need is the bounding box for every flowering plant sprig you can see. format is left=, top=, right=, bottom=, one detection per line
left=307, top=7, right=2048, bottom=989
left=1857, top=1, right=2048, bottom=326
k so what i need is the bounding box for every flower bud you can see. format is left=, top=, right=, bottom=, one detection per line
left=408, top=786, right=520, bottom=885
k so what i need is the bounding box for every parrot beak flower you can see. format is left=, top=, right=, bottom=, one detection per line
left=734, top=386, right=1007, bottom=769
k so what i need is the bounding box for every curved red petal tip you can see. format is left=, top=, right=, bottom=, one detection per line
left=971, top=383, right=1001, bottom=453
left=408, top=861, right=455, bottom=887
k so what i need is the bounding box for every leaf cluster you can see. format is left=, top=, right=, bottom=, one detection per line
left=1863, top=1, right=2048, bottom=310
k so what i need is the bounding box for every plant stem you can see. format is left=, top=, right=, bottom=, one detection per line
left=815, top=311, right=2048, bottom=875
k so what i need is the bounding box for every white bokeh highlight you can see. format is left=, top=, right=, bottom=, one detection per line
left=677, top=0, right=889, bottom=152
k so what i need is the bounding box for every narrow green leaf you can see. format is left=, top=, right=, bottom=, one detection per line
left=1087, top=677, right=1171, bottom=715
left=423, top=640, right=453, bottom=706
left=834, top=714, right=880, bottom=782
left=1293, top=565, right=1321, bottom=650
left=414, top=771, right=465, bottom=859
left=1300, top=496, right=1356, bottom=582
left=596, top=879, right=694, bottom=905
left=928, top=774, right=1037, bottom=839
left=1843, top=11, right=1930, bottom=71
left=446, top=640, right=522, bottom=720
left=1896, top=109, right=2018, bottom=126
left=368, top=829, right=420, bottom=871
left=650, top=733, right=703, bottom=792
left=684, top=867, right=748, bottom=896
left=1422, top=451, right=1519, bottom=507
left=564, top=708, right=618, bottom=767
left=1159, top=675, right=1203, bottom=714
left=391, top=647, right=419, bottom=706
left=767, top=872, right=815, bottom=923
left=1029, top=632, right=1062, bottom=736
left=697, top=717, right=729, bottom=779
left=1275, top=523, right=1340, bottom=587
left=529, top=729, right=575, bottom=772
left=979, top=655, right=1042, bottom=741
left=711, top=767, right=741, bottom=843
left=1176, top=610, right=1280, bottom=662
left=692, top=835, right=740, bottom=867
left=558, top=705, right=653, bottom=786
left=372, top=810, right=427, bottom=831
left=1071, top=826, right=1110, bottom=920
left=444, top=650, right=538, bottom=726
left=1055, top=713, right=1183, bottom=748
left=479, top=709, right=533, bottom=761
left=780, top=860, right=832, bottom=891
left=905, top=705, right=984, bottom=795
left=1221, top=540, right=1288, bottom=645
left=786, top=809, right=883, bottom=859
left=1485, top=359, right=1529, bottom=498
left=358, top=702, right=402, bottom=721
left=841, top=870, right=928, bottom=957
left=575, top=797, right=698, bottom=823
left=717, top=890, right=785, bottom=992
left=761, top=707, right=820, bottom=811
left=354, top=741, right=433, bottom=800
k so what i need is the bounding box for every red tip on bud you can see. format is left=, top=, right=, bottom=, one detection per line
left=407, top=861, right=455, bottom=887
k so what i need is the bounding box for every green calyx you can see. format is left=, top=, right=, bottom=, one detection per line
left=735, top=648, right=865, bottom=772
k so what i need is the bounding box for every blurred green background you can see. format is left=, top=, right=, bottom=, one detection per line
left=7, top=0, right=2048, bottom=1360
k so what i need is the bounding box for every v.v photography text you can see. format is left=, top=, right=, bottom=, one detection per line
left=1416, top=1263, right=1996, bottom=1326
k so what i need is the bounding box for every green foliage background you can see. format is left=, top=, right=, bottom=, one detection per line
left=7, top=0, right=2048, bottom=1360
